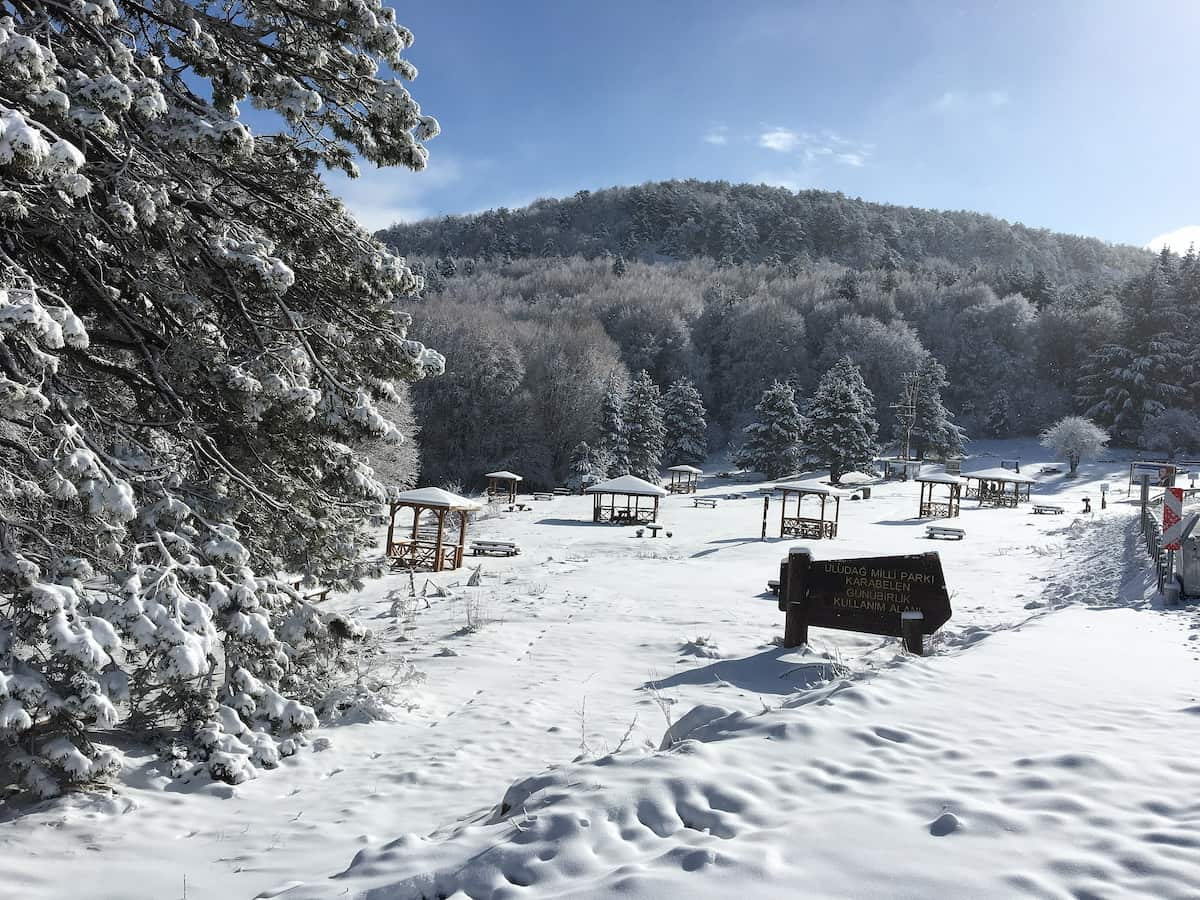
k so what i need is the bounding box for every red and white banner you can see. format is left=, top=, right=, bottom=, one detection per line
left=1164, top=487, right=1185, bottom=550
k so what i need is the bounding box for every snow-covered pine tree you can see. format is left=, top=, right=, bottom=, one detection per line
left=804, top=357, right=880, bottom=483
left=984, top=392, right=1013, bottom=437
left=612, top=254, right=627, bottom=277
left=899, top=359, right=966, bottom=459
left=0, top=0, right=441, bottom=795
left=734, top=382, right=805, bottom=478
left=1077, top=249, right=1191, bottom=445
left=597, top=375, right=630, bottom=477
left=566, top=441, right=602, bottom=492
left=661, top=379, right=708, bottom=467
left=623, top=371, right=666, bottom=481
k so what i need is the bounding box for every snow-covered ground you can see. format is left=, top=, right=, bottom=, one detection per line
left=5, top=441, right=1200, bottom=899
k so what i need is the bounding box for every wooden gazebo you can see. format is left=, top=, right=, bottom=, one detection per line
left=963, top=467, right=1035, bottom=508
left=665, top=464, right=702, bottom=494
left=585, top=475, right=667, bottom=524
left=777, top=482, right=849, bottom=539
left=386, top=487, right=482, bottom=572
left=916, top=470, right=965, bottom=519
left=484, top=470, right=523, bottom=504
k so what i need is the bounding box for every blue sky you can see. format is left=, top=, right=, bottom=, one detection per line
left=325, top=0, right=1200, bottom=250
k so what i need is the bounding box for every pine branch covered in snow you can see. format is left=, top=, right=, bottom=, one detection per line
left=0, top=0, right=440, bottom=796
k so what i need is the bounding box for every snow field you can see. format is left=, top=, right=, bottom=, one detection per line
left=3, top=444, right=1194, bottom=900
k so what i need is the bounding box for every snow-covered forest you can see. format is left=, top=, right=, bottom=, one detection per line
left=379, top=217, right=1199, bottom=487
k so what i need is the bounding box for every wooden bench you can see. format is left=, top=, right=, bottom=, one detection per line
left=532, top=492, right=554, bottom=501
left=1039, top=467, right=1062, bottom=475
left=767, top=578, right=780, bottom=595
left=1033, top=504, right=1064, bottom=515
left=553, top=487, right=571, bottom=496
left=925, top=525, right=965, bottom=541
left=470, top=540, right=520, bottom=557
left=693, top=498, right=719, bottom=508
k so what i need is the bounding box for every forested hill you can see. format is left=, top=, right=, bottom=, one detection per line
left=379, top=180, right=1150, bottom=283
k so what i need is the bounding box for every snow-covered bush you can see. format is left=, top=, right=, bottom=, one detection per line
left=0, top=0, right=440, bottom=796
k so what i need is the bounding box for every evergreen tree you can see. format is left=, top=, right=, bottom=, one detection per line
left=612, top=254, right=628, bottom=277
left=1078, top=250, right=1190, bottom=444
left=436, top=255, right=457, bottom=278
left=735, top=382, right=806, bottom=478
left=900, top=359, right=966, bottom=459
left=623, top=371, right=666, bottom=481
left=662, top=379, right=708, bottom=466
left=804, top=358, right=880, bottom=483
left=566, top=441, right=602, bottom=491
left=0, top=0, right=440, bottom=794
left=597, top=376, right=630, bottom=477
left=984, top=392, right=1013, bottom=437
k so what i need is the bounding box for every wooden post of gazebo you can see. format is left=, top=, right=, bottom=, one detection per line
left=665, top=465, right=702, bottom=494
left=916, top=472, right=964, bottom=519
left=776, top=483, right=846, bottom=539
left=484, top=470, right=523, bottom=504
left=385, top=488, right=482, bottom=572
left=585, top=475, right=668, bottom=524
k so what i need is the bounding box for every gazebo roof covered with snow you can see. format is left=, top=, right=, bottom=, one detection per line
left=963, top=467, right=1035, bottom=508
left=484, top=470, right=523, bottom=504
left=386, top=488, right=482, bottom=572
left=665, top=464, right=702, bottom=494
left=585, top=475, right=667, bottom=524
left=916, top=470, right=965, bottom=519
left=775, top=480, right=850, bottom=539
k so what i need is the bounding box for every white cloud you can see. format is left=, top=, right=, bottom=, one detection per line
left=756, top=126, right=872, bottom=169
left=703, top=125, right=729, bottom=145
left=325, top=156, right=461, bottom=232
left=759, top=127, right=801, bottom=152
left=1147, top=225, right=1200, bottom=254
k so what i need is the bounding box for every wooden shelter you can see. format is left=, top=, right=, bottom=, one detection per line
left=963, top=467, right=1035, bottom=508
left=879, top=457, right=922, bottom=481
left=386, top=487, right=482, bottom=572
left=484, top=470, right=523, bottom=504
left=777, top=482, right=849, bottom=539
left=585, top=475, right=667, bottom=524
left=665, top=464, right=702, bottom=494
left=916, top=470, right=965, bottom=519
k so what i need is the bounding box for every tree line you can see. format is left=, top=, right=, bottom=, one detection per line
left=397, top=239, right=1199, bottom=489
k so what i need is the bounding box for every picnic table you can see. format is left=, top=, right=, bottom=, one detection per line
left=925, top=525, right=965, bottom=541
left=470, top=540, right=521, bottom=557
left=693, top=497, right=719, bottom=508
left=1033, top=504, right=1065, bottom=515
left=532, top=492, right=554, bottom=501
left=645, top=523, right=665, bottom=537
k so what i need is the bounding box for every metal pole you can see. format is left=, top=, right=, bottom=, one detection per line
left=761, top=496, right=769, bottom=541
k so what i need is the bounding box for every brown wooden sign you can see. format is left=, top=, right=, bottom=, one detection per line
left=778, top=549, right=951, bottom=654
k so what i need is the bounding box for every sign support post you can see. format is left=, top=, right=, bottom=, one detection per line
left=761, top=496, right=769, bottom=541
left=782, top=546, right=811, bottom=648
left=901, top=611, right=924, bottom=655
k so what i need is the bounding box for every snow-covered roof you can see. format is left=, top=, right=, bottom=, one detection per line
left=484, top=470, right=523, bottom=481
left=962, top=467, right=1037, bottom=484
left=390, top=487, right=482, bottom=510
left=667, top=464, right=703, bottom=474
left=585, top=475, right=668, bottom=497
left=915, top=469, right=967, bottom=485
left=775, top=480, right=852, bottom=498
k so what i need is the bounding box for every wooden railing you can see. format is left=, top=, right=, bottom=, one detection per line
left=920, top=501, right=956, bottom=519
left=781, top=517, right=837, bottom=539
